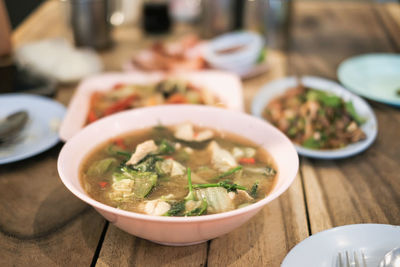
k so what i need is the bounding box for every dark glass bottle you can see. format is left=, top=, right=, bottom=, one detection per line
left=143, top=0, right=171, bottom=34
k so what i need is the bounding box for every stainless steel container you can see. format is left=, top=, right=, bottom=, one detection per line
left=201, top=0, right=236, bottom=38
left=264, top=0, right=291, bottom=49
left=70, top=0, right=112, bottom=49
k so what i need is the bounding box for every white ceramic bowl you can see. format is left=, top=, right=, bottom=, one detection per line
left=57, top=105, right=298, bottom=246
left=204, top=31, right=264, bottom=75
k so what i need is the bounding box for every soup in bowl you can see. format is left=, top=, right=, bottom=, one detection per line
left=57, top=105, right=298, bottom=245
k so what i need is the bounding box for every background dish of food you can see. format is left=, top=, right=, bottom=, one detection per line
left=0, top=94, right=66, bottom=164
left=122, top=33, right=269, bottom=80
left=57, top=105, right=298, bottom=245
left=338, top=53, right=400, bottom=107
left=264, top=83, right=367, bottom=149
left=59, top=71, right=244, bottom=141
left=203, top=31, right=264, bottom=76
left=128, top=35, right=205, bottom=72
left=281, top=224, right=400, bottom=267
left=251, top=76, right=378, bottom=159
left=84, top=79, right=223, bottom=125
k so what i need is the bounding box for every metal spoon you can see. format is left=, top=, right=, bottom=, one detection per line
left=0, top=110, right=29, bottom=143
left=378, top=247, right=400, bottom=267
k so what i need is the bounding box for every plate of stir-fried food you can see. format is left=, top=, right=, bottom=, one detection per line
left=252, top=76, right=378, bottom=159
left=59, top=71, right=243, bottom=141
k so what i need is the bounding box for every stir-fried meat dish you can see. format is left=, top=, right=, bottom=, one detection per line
left=264, top=84, right=366, bottom=149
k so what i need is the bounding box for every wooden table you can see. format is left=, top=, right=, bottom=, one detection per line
left=1, top=1, right=399, bottom=266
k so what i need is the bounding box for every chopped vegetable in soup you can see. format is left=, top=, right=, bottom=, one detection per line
left=264, top=83, right=367, bottom=149
left=86, top=79, right=222, bottom=124
left=80, top=123, right=277, bottom=216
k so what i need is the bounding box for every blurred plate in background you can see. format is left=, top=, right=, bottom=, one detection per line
left=338, top=53, right=400, bottom=107
left=0, top=94, right=66, bottom=164
left=282, top=224, right=400, bottom=267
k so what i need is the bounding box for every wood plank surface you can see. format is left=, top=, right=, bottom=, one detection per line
left=97, top=224, right=208, bottom=267
left=0, top=145, right=106, bottom=266
left=375, top=3, right=400, bottom=51
left=2, top=1, right=399, bottom=266
left=288, top=1, right=400, bottom=234
left=0, top=1, right=106, bottom=266
left=207, top=173, right=308, bottom=267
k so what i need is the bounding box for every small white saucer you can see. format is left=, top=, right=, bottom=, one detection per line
left=0, top=93, right=66, bottom=164
left=282, top=224, right=400, bottom=267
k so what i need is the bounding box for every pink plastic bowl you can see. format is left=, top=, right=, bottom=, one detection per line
left=57, top=105, right=298, bottom=246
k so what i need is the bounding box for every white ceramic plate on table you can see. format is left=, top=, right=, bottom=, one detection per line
left=282, top=224, right=400, bottom=267
left=59, top=71, right=244, bottom=141
left=0, top=94, right=66, bottom=164
left=338, top=53, right=400, bottom=107
left=251, top=76, right=378, bottom=159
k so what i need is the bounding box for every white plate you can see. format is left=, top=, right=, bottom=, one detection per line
left=251, top=76, right=378, bottom=159
left=282, top=224, right=400, bottom=267
left=59, top=71, right=244, bottom=141
left=338, top=53, right=400, bottom=107
left=0, top=94, right=66, bottom=164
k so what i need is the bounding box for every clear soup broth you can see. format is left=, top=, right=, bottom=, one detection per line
left=80, top=123, right=277, bottom=217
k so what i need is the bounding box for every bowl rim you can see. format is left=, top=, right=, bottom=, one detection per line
left=57, top=105, right=298, bottom=223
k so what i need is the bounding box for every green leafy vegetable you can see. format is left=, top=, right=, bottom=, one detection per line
left=133, top=173, right=157, bottom=198
left=211, top=166, right=243, bottom=181
left=249, top=181, right=259, bottom=198
left=87, top=158, right=118, bottom=176
left=184, top=167, right=196, bottom=201
left=306, top=90, right=341, bottom=107
left=345, top=101, right=366, bottom=125
left=287, top=127, right=298, bottom=137
left=302, top=137, right=322, bottom=149
left=192, top=180, right=247, bottom=193
left=107, top=145, right=131, bottom=159
left=158, top=139, right=175, bottom=154
left=164, top=201, right=185, bottom=216
left=195, top=187, right=234, bottom=213
left=165, top=168, right=208, bottom=217
left=112, top=167, right=157, bottom=198
left=185, top=199, right=208, bottom=216
left=131, top=155, right=163, bottom=172
left=155, top=161, right=166, bottom=176
left=257, top=48, right=267, bottom=63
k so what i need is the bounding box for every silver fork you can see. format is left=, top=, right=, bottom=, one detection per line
left=335, top=250, right=367, bottom=267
